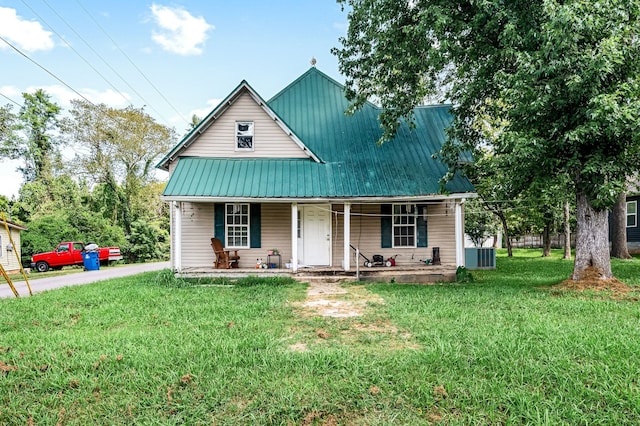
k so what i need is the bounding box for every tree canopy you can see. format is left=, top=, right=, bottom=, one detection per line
left=334, top=0, right=640, bottom=280
left=6, top=90, right=62, bottom=182
left=1, top=91, right=174, bottom=264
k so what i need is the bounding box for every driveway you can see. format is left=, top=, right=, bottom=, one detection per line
left=1, top=262, right=170, bottom=299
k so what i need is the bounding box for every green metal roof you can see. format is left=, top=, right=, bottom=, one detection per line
left=161, top=68, right=474, bottom=199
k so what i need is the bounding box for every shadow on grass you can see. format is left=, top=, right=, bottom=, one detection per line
left=472, top=249, right=640, bottom=289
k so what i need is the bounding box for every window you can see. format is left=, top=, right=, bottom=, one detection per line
left=393, top=204, right=416, bottom=247
left=236, top=121, right=254, bottom=150
left=627, top=200, right=637, bottom=227
left=226, top=203, right=249, bottom=247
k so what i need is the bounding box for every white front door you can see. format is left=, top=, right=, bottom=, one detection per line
left=299, top=205, right=331, bottom=265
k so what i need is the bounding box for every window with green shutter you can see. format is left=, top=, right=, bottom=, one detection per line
left=381, top=203, right=427, bottom=248
left=214, top=203, right=261, bottom=248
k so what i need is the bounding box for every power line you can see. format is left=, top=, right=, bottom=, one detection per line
left=0, top=34, right=96, bottom=106
left=19, top=0, right=130, bottom=106
left=38, top=0, right=173, bottom=124
left=0, top=92, right=22, bottom=107
left=74, top=0, right=190, bottom=126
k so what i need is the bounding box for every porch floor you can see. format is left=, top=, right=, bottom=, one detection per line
left=177, top=263, right=458, bottom=284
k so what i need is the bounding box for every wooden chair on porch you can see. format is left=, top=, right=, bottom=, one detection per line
left=210, top=237, right=240, bottom=269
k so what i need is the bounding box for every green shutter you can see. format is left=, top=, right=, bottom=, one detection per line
left=381, top=204, right=392, bottom=248
left=250, top=204, right=261, bottom=248
left=214, top=204, right=225, bottom=245
left=417, top=204, right=428, bottom=247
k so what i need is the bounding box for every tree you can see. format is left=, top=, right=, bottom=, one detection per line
left=0, top=104, right=16, bottom=148
left=18, top=175, right=126, bottom=258
left=610, top=192, right=631, bottom=259
left=464, top=198, right=497, bottom=247
left=64, top=101, right=176, bottom=234
left=187, top=114, right=201, bottom=132
left=0, top=195, right=9, bottom=217
left=2, top=90, right=62, bottom=182
left=563, top=201, right=572, bottom=260
left=334, top=0, right=640, bottom=281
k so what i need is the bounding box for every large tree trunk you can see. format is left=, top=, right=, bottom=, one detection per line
left=563, top=200, right=571, bottom=260
left=497, top=213, right=513, bottom=257
left=572, top=189, right=613, bottom=280
left=610, top=192, right=631, bottom=259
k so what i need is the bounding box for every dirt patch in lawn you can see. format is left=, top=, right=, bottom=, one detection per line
left=548, top=266, right=637, bottom=299
left=288, top=280, right=421, bottom=351
left=298, top=281, right=383, bottom=318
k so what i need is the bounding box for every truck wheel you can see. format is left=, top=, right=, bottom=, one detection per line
left=35, top=261, right=49, bottom=273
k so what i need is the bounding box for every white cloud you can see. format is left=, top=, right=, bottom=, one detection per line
left=81, top=88, right=131, bottom=106
left=0, top=7, right=54, bottom=52
left=23, top=85, right=130, bottom=108
left=0, top=159, right=23, bottom=199
left=333, top=21, right=348, bottom=32
left=190, top=98, right=221, bottom=121
left=2, top=85, right=129, bottom=110
left=165, top=98, right=221, bottom=129
left=0, top=85, right=21, bottom=105
left=150, top=4, right=213, bottom=56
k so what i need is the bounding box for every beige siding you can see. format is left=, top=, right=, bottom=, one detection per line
left=427, top=202, right=457, bottom=264
left=223, top=204, right=293, bottom=268
left=181, top=92, right=308, bottom=159
left=0, top=228, right=23, bottom=272
left=179, top=203, right=294, bottom=269
left=180, top=202, right=215, bottom=268
left=175, top=201, right=459, bottom=270
left=331, top=202, right=457, bottom=267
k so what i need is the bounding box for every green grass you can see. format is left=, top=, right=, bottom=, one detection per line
left=1, top=250, right=640, bottom=424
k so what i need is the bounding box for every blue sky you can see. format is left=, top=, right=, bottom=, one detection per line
left=0, top=1, right=348, bottom=198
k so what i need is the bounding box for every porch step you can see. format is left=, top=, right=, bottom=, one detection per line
left=177, top=265, right=457, bottom=284
left=293, top=275, right=357, bottom=284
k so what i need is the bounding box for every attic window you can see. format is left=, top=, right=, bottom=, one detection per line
left=236, top=121, right=254, bottom=151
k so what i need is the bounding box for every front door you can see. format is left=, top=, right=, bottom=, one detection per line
left=299, top=205, right=331, bottom=266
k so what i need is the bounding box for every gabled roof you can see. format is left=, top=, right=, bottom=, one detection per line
left=160, top=67, right=474, bottom=199
left=268, top=68, right=472, bottom=194
left=156, top=80, right=319, bottom=171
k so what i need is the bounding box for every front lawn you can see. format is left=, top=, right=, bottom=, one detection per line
left=1, top=250, right=639, bottom=424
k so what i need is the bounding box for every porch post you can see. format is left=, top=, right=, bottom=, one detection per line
left=174, top=201, right=182, bottom=272
left=343, top=202, right=351, bottom=271
left=455, top=198, right=465, bottom=267
left=291, top=202, right=298, bottom=273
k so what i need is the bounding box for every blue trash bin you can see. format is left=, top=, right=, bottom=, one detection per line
left=83, top=251, right=100, bottom=271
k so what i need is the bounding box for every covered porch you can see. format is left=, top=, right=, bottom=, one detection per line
left=169, top=198, right=468, bottom=276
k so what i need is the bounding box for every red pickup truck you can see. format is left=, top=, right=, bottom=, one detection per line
left=30, top=242, right=123, bottom=272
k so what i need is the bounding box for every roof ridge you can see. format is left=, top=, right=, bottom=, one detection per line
left=268, top=67, right=344, bottom=104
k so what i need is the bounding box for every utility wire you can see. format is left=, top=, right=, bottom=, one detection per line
left=38, top=0, right=172, bottom=124
left=74, top=0, right=190, bottom=126
left=0, top=34, right=96, bottom=106
left=0, top=92, right=22, bottom=107
left=19, top=0, right=130, bottom=106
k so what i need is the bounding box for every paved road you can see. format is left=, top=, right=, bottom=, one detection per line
left=1, top=262, right=170, bottom=299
